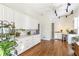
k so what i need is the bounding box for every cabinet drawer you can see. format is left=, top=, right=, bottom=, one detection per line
left=54, top=33, right=62, bottom=39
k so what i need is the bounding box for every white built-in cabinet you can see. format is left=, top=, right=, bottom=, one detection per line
left=16, top=35, right=41, bottom=55
left=74, top=17, right=78, bottom=29
left=54, top=33, right=62, bottom=39
left=0, top=4, right=41, bottom=55
left=3, top=6, right=14, bottom=22
left=0, top=4, right=39, bottom=29
left=0, top=4, right=14, bottom=22
left=14, top=10, right=38, bottom=29
left=14, top=11, right=25, bottom=29
left=0, top=4, right=3, bottom=20
left=74, top=17, right=79, bottom=29
left=74, top=17, right=79, bottom=34
left=25, top=17, right=38, bottom=29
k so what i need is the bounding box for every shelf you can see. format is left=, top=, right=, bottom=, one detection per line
left=0, top=20, right=17, bottom=56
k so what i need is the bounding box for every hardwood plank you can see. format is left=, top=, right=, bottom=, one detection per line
left=74, top=43, right=79, bottom=56
left=20, top=40, right=69, bottom=56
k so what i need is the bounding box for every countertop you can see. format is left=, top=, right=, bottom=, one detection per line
left=15, top=34, right=40, bottom=39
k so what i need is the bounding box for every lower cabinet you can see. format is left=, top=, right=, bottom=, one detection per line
left=67, top=34, right=78, bottom=44
left=54, top=33, right=62, bottom=39
left=16, top=35, right=41, bottom=55
left=15, top=40, right=25, bottom=55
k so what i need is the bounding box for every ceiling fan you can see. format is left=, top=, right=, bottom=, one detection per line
left=66, top=3, right=71, bottom=12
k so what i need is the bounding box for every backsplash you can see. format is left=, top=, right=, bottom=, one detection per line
left=15, top=29, right=40, bottom=37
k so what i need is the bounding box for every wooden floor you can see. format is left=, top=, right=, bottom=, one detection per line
left=20, top=40, right=69, bottom=56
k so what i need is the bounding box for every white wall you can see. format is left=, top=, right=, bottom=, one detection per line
left=38, top=15, right=52, bottom=40
left=49, top=14, right=74, bottom=34
left=54, top=15, right=74, bottom=33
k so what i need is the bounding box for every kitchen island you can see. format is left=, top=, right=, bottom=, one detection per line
left=67, top=34, right=78, bottom=44
left=15, top=34, right=41, bottom=55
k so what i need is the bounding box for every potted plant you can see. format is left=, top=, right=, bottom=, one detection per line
left=0, top=40, right=17, bottom=56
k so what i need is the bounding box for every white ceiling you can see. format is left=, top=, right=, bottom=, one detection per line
left=2, top=3, right=79, bottom=19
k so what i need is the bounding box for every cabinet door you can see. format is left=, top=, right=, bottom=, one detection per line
left=3, top=6, right=14, bottom=22
left=14, top=11, right=20, bottom=29
left=22, top=37, right=33, bottom=52
left=25, top=16, right=38, bottom=29
left=54, top=33, right=62, bottom=39
left=0, top=4, right=3, bottom=20
left=16, top=38, right=29, bottom=55
left=23, top=15, right=30, bottom=29
left=32, top=35, right=41, bottom=46
left=54, top=33, right=58, bottom=39
left=74, top=17, right=78, bottom=29
left=22, top=36, right=40, bottom=52
left=57, top=34, right=62, bottom=39
left=14, top=11, right=25, bottom=29
left=15, top=40, right=25, bottom=55
left=29, top=18, right=38, bottom=29
left=77, top=17, right=79, bottom=28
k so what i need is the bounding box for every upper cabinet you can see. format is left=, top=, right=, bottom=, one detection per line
left=0, top=4, right=39, bottom=30
left=0, top=4, right=3, bottom=20
left=77, top=17, right=79, bottom=28
left=3, top=6, right=14, bottom=22
left=24, top=16, right=38, bottom=29
left=0, top=4, right=14, bottom=22
left=14, top=11, right=38, bottom=29
left=74, top=17, right=78, bottom=29
left=30, top=18, right=39, bottom=29
left=74, top=17, right=79, bottom=29
left=14, top=11, right=25, bottom=29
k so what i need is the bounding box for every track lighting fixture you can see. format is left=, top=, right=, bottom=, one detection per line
left=55, top=10, right=57, bottom=16
left=66, top=3, right=71, bottom=12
